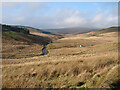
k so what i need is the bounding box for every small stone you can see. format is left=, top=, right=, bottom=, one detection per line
left=76, top=82, right=85, bottom=86
left=31, top=72, right=37, bottom=77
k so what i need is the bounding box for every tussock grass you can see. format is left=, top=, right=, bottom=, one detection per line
left=2, top=31, right=118, bottom=88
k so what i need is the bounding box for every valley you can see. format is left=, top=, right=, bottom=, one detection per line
left=2, top=25, right=119, bottom=88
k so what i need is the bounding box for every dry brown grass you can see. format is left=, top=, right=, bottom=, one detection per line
left=2, top=31, right=119, bottom=88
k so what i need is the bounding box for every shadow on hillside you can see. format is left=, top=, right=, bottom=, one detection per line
left=24, top=33, right=53, bottom=45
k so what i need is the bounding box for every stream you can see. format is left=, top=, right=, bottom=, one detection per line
left=42, top=45, right=48, bottom=55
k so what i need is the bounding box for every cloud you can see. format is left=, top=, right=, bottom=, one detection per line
left=44, top=9, right=88, bottom=28
left=2, top=2, right=118, bottom=29
left=91, top=8, right=118, bottom=28
left=13, top=16, right=25, bottom=23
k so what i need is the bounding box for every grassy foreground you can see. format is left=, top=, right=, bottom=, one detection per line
left=2, top=30, right=119, bottom=88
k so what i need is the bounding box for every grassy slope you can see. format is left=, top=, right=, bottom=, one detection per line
left=3, top=31, right=52, bottom=45
left=96, top=27, right=118, bottom=33
left=2, top=31, right=53, bottom=59
left=17, top=26, right=63, bottom=37
left=2, top=24, right=54, bottom=59
left=87, top=27, right=118, bottom=37
left=2, top=24, right=64, bottom=59
left=2, top=27, right=119, bottom=88
left=17, top=25, right=64, bottom=41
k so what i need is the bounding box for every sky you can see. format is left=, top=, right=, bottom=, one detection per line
left=2, top=2, right=118, bottom=29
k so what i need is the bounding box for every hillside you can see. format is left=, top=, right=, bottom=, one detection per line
left=2, top=26, right=119, bottom=88
left=8, top=25, right=64, bottom=40
left=82, top=27, right=119, bottom=37
left=2, top=24, right=54, bottom=44
left=2, top=24, right=30, bottom=34
left=16, top=25, right=63, bottom=37
left=2, top=24, right=57, bottom=59
left=95, top=27, right=118, bottom=33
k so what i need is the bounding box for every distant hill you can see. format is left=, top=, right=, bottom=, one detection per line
left=2, top=24, right=53, bottom=45
left=95, top=26, right=118, bottom=34
left=45, top=27, right=98, bottom=34
left=86, top=26, right=119, bottom=37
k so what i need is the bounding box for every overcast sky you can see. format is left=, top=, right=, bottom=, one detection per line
left=2, top=2, right=118, bottom=29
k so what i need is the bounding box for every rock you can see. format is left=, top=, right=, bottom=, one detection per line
left=31, top=72, right=37, bottom=77
left=76, top=82, right=85, bottom=86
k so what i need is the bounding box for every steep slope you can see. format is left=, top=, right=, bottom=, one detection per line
left=2, top=24, right=53, bottom=59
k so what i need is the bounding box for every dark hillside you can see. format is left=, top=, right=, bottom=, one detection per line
left=2, top=31, right=52, bottom=45
left=2, top=24, right=53, bottom=45
left=17, top=26, right=63, bottom=36
left=87, top=26, right=119, bottom=37
left=2, top=24, right=30, bottom=34
left=2, top=24, right=53, bottom=59
left=96, top=27, right=118, bottom=34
